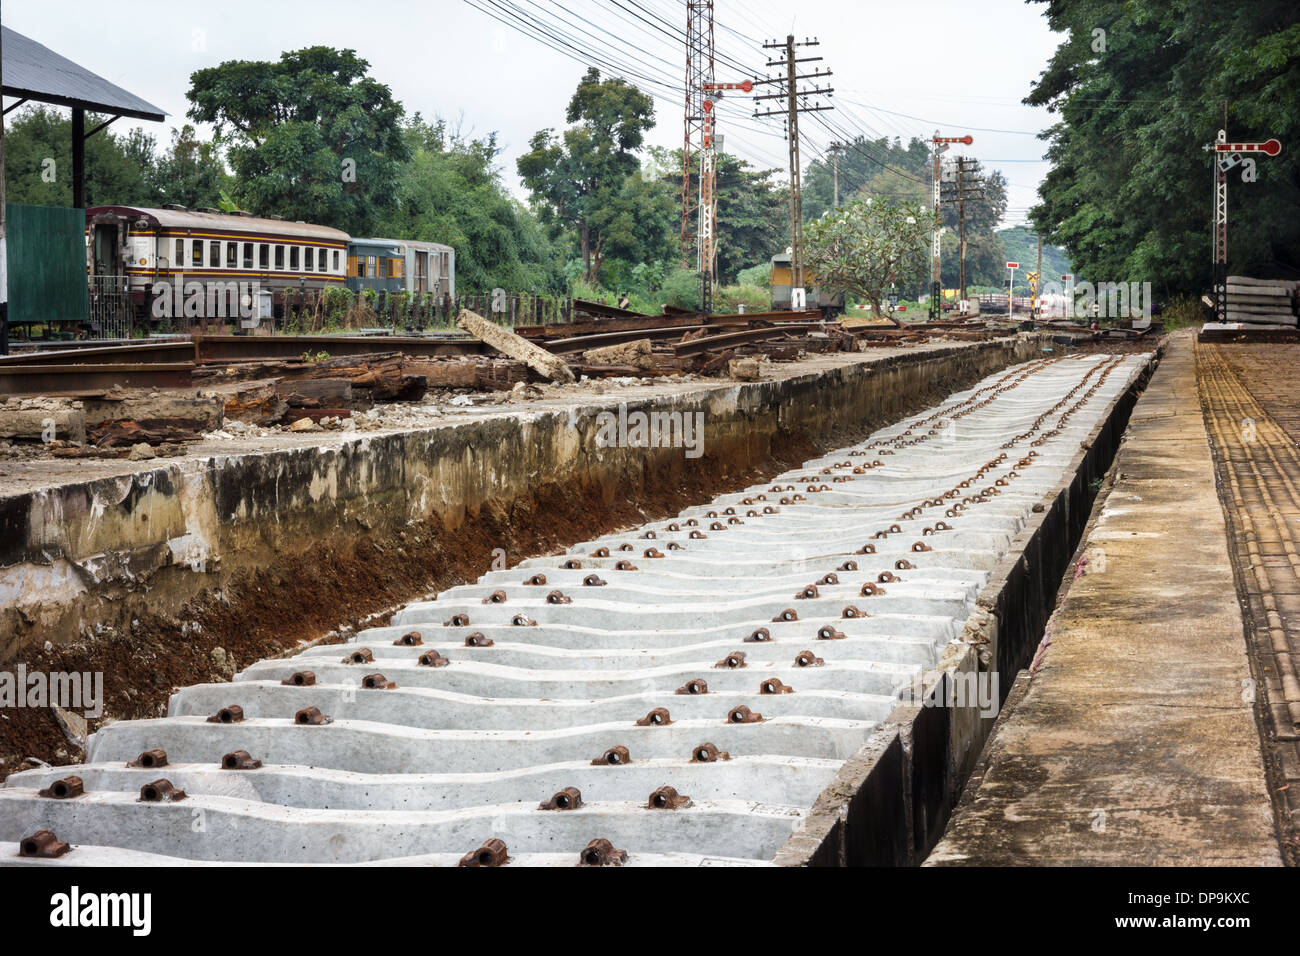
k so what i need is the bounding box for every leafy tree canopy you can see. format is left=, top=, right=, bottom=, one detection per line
left=187, top=46, right=409, bottom=235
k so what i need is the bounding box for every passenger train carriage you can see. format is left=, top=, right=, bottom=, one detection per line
left=86, top=205, right=455, bottom=325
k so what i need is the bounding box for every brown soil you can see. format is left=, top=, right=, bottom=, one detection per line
left=0, top=427, right=820, bottom=781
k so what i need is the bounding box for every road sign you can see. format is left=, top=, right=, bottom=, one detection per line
left=1006, top=262, right=1019, bottom=269
left=1215, top=138, right=1281, bottom=156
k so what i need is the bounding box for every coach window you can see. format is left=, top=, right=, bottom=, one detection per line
left=259, top=244, right=269, bottom=270
left=191, top=240, right=203, bottom=267
left=368, top=256, right=377, bottom=277
left=243, top=243, right=254, bottom=269
left=226, top=242, right=238, bottom=269
left=289, top=246, right=299, bottom=271
left=208, top=241, right=219, bottom=267
left=174, top=238, right=185, bottom=265
left=274, top=245, right=284, bottom=270
left=304, top=248, right=314, bottom=272
left=332, top=250, right=340, bottom=273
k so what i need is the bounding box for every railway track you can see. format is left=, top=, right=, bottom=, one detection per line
left=1, top=352, right=1149, bottom=867
left=1198, top=342, right=1300, bottom=854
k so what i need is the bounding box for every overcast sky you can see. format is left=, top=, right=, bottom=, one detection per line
left=6, top=0, right=1062, bottom=226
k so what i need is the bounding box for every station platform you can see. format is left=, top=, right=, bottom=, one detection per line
left=928, top=331, right=1285, bottom=866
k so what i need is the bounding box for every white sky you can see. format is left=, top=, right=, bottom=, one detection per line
left=5, top=0, right=1062, bottom=226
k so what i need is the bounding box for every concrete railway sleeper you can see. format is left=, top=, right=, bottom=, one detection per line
left=2, top=352, right=1152, bottom=867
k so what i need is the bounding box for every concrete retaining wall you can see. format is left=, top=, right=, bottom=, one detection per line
left=0, top=336, right=1046, bottom=662
left=773, top=343, right=1160, bottom=866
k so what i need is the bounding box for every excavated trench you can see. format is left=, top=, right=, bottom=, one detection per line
left=0, top=346, right=1156, bottom=866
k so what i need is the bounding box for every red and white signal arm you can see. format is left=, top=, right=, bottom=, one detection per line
left=1215, top=138, right=1281, bottom=156
left=1006, top=262, right=1019, bottom=269
left=1061, top=274, right=1073, bottom=281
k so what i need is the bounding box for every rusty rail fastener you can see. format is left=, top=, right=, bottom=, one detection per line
left=728, top=705, right=764, bottom=723
left=644, top=548, right=664, bottom=559
left=637, top=707, right=673, bottom=726
left=641, top=530, right=657, bottom=539
left=295, top=706, right=333, bottom=725
left=512, top=614, right=537, bottom=626
left=648, top=786, right=693, bottom=809
left=689, top=530, right=707, bottom=539
left=614, top=560, right=638, bottom=571
left=579, top=838, right=627, bottom=867
left=562, top=559, right=583, bottom=569
left=591, top=547, right=611, bottom=558
left=465, top=632, right=494, bottom=647
left=667, top=542, right=684, bottom=551
left=592, top=745, right=631, bottom=766
left=856, top=543, right=877, bottom=555
left=841, top=605, right=867, bottom=619
left=483, top=590, right=508, bottom=604
left=445, top=613, right=471, bottom=627
left=860, top=582, right=886, bottom=597
left=138, top=779, right=188, bottom=803
left=583, top=574, right=607, bottom=587
left=676, top=678, right=709, bottom=695
left=795, top=585, right=819, bottom=600
left=618, top=543, right=635, bottom=552
left=394, top=631, right=423, bottom=646
left=878, top=571, right=900, bottom=584
left=362, top=673, right=398, bottom=689
left=539, top=786, right=584, bottom=810
left=692, top=742, right=731, bottom=762
left=745, top=627, right=772, bottom=643
left=458, top=838, right=509, bottom=868
left=715, top=651, right=747, bottom=669
left=127, top=749, right=168, bottom=769
left=281, top=671, right=317, bottom=686
left=772, top=608, right=799, bottom=622
left=546, top=590, right=573, bottom=605
left=343, top=648, right=375, bottom=664
left=817, top=573, right=839, bottom=586
left=37, top=776, right=84, bottom=799
left=18, top=830, right=71, bottom=859
left=795, top=650, right=825, bottom=668
left=524, top=574, right=547, bottom=586
left=419, top=650, right=450, bottom=668
left=221, top=750, right=262, bottom=770
left=206, top=705, right=244, bottom=724
left=761, top=678, right=794, bottom=695
left=895, top=559, right=915, bottom=571
left=817, top=625, right=846, bottom=641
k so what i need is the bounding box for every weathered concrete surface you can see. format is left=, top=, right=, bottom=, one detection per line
left=926, top=332, right=1281, bottom=866
left=0, top=337, right=1046, bottom=659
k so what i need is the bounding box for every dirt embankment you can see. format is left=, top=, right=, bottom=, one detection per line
left=0, top=428, right=819, bottom=781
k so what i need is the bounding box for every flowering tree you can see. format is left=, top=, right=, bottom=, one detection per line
left=803, top=198, right=935, bottom=320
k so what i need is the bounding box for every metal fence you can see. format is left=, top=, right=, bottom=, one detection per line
left=88, top=275, right=135, bottom=339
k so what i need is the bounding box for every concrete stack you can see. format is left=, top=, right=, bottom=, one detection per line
left=1226, top=276, right=1298, bottom=329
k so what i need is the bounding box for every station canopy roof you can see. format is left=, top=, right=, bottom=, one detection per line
left=1, top=26, right=165, bottom=121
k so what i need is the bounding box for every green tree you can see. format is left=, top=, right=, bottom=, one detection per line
left=517, top=68, right=657, bottom=284
left=2, top=105, right=158, bottom=208
left=376, top=116, right=564, bottom=292
left=149, top=124, right=233, bottom=209
left=803, top=198, right=936, bottom=317
left=1026, top=0, right=1300, bottom=293
left=187, top=47, right=409, bottom=234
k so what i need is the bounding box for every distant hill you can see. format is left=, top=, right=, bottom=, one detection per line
left=996, top=226, right=1073, bottom=291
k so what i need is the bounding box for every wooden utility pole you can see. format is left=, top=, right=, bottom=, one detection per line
left=828, top=141, right=844, bottom=208
left=940, top=154, right=983, bottom=312
left=754, top=36, right=833, bottom=297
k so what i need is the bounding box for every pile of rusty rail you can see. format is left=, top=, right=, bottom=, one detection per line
left=516, top=307, right=856, bottom=377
